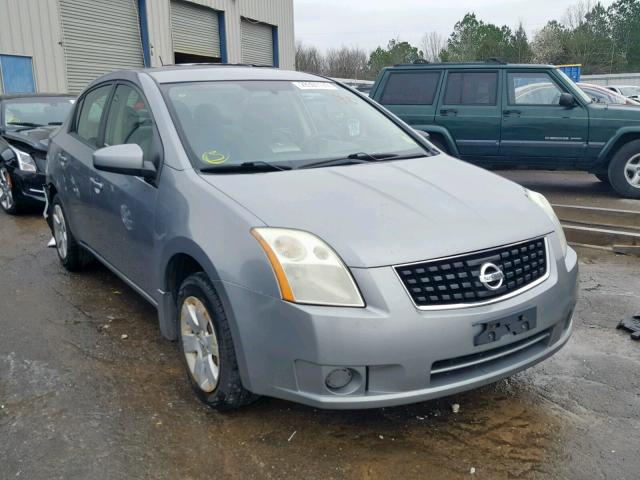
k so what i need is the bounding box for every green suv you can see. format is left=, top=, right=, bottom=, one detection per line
left=370, top=61, right=640, bottom=198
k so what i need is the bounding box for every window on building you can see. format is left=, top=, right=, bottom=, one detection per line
left=380, top=71, right=441, bottom=105
left=443, top=72, right=498, bottom=105
left=75, top=84, right=112, bottom=147
left=508, top=72, right=563, bottom=105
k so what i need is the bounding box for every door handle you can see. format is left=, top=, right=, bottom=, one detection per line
left=90, top=177, right=103, bottom=193
left=503, top=109, right=522, bottom=116
left=440, top=109, right=458, bottom=116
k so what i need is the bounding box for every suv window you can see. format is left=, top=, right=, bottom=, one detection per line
left=380, top=71, right=441, bottom=105
left=508, top=72, right=563, bottom=105
left=75, top=84, right=112, bottom=147
left=104, top=84, right=156, bottom=164
left=443, top=72, right=498, bottom=105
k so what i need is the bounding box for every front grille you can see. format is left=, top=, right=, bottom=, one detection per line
left=395, top=237, right=548, bottom=309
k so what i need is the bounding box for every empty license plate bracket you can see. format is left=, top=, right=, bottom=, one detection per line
left=474, top=307, right=537, bottom=346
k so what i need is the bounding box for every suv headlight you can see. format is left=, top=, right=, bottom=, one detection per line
left=9, top=146, right=37, bottom=172
left=525, top=189, right=567, bottom=256
left=252, top=227, right=365, bottom=307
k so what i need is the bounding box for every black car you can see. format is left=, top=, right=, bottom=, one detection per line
left=0, top=93, right=75, bottom=214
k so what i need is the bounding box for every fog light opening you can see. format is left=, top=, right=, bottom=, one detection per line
left=325, top=368, right=361, bottom=395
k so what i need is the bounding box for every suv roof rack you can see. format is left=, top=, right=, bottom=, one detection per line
left=393, top=58, right=508, bottom=67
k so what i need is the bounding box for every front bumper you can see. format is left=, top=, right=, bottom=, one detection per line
left=12, top=169, right=46, bottom=204
left=223, top=238, right=578, bottom=409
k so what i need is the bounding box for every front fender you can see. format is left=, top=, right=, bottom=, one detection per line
left=596, top=126, right=640, bottom=167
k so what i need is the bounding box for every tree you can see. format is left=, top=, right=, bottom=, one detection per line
left=368, top=39, right=423, bottom=77
left=295, top=43, right=326, bottom=74
left=531, top=21, right=569, bottom=64
left=324, top=46, right=368, bottom=79
left=507, top=23, right=533, bottom=63
left=440, top=13, right=515, bottom=62
left=421, top=31, right=445, bottom=63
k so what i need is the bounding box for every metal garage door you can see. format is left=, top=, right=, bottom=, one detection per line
left=170, top=1, right=220, bottom=59
left=241, top=18, right=274, bottom=66
left=59, top=0, right=144, bottom=94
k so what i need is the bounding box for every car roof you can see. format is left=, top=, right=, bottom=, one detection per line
left=92, top=64, right=328, bottom=86
left=0, top=93, right=74, bottom=100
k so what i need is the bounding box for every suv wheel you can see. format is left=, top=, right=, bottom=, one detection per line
left=51, top=196, right=88, bottom=271
left=0, top=166, right=19, bottom=214
left=608, top=140, right=640, bottom=198
left=177, top=272, right=257, bottom=410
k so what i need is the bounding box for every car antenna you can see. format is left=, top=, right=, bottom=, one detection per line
left=159, top=56, right=164, bottom=66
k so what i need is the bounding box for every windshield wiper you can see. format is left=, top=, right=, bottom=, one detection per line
left=7, top=121, right=44, bottom=128
left=300, top=152, right=421, bottom=170
left=200, top=161, right=292, bottom=174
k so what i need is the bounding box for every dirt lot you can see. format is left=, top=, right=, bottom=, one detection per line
left=1, top=208, right=639, bottom=480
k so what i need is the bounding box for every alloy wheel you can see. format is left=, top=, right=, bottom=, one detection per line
left=52, top=204, right=68, bottom=260
left=180, top=296, right=220, bottom=393
left=624, top=153, right=640, bottom=188
left=0, top=167, right=14, bottom=211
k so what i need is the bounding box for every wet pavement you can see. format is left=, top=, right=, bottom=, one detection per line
left=1, top=211, right=639, bottom=480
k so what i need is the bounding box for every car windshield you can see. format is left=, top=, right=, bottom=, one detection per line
left=618, top=86, right=640, bottom=97
left=2, top=97, right=75, bottom=129
left=162, top=80, right=427, bottom=171
left=580, top=85, right=628, bottom=105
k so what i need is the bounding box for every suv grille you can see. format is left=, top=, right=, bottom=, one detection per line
left=395, top=237, right=548, bottom=309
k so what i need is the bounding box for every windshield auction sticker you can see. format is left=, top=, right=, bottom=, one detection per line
left=292, top=82, right=338, bottom=90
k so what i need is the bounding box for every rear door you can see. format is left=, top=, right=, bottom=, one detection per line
left=434, top=69, right=501, bottom=158
left=55, top=83, right=113, bottom=242
left=375, top=69, right=442, bottom=132
left=499, top=70, right=588, bottom=164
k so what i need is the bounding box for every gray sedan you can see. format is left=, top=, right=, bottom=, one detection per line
left=45, top=66, right=578, bottom=410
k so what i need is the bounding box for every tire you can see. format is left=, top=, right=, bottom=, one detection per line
left=594, top=172, right=610, bottom=184
left=608, top=140, right=640, bottom=199
left=51, top=195, right=87, bottom=271
left=0, top=166, right=20, bottom=215
left=177, top=272, right=257, bottom=410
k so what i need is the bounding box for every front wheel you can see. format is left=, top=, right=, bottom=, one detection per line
left=177, top=272, right=257, bottom=410
left=608, top=140, right=640, bottom=199
left=0, top=166, right=19, bottom=214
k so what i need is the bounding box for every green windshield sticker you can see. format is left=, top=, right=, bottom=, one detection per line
left=201, top=150, right=230, bottom=165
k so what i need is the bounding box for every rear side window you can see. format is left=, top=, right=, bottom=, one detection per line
left=380, top=71, right=441, bottom=105
left=443, top=72, right=498, bottom=105
left=75, top=84, right=112, bottom=147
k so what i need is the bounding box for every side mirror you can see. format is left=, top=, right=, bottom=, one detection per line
left=93, top=144, right=156, bottom=178
left=559, top=93, right=576, bottom=108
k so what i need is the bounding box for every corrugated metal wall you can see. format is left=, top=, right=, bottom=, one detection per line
left=170, top=0, right=221, bottom=58
left=0, top=0, right=67, bottom=93
left=146, top=0, right=294, bottom=69
left=59, top=0, right=145, bottom=94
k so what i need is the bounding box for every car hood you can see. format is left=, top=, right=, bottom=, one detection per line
left=4, top=126, right=59, bottom=152
left=202, top=156, right=555, bottom=268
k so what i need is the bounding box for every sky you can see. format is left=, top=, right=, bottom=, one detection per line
left=294, top=0, right=617, bottom=53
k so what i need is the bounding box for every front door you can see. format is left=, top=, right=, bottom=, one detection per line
left=499, top=70, right=589, bottom=165
left=435, top=69, right=501, bottom=158
left=89, top=83, right=160, bottom=295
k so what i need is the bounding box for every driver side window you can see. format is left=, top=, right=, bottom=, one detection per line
left=508, top=72, right=564, bottom=105
left=104, top=84, right=157, bottom=165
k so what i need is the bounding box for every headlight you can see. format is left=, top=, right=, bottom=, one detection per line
left=252, top=227, right=365, bottom=307
left=9, top=146, right=37, bottom=172
left=525, top=189, right=567, bottom=256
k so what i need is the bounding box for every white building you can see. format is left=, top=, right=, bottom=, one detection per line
left=0, top=0, right=295, bottom=94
